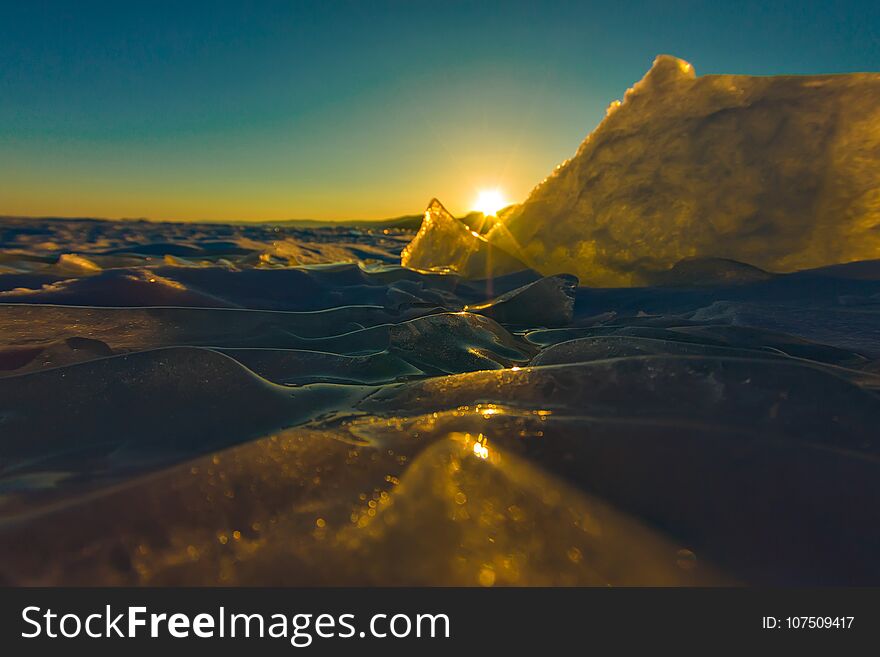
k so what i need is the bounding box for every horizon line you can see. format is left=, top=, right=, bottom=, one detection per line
left=0, top=212, right=429, bottom=226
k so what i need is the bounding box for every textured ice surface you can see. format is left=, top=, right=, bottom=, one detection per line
left=2, top=193, right=880, bottom=585
left=404, top=56, right=880, bottom=285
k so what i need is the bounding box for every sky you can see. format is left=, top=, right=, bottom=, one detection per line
left=1, top=0, right=879, bottom=222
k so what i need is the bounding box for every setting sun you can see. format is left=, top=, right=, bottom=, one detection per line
left=473, top=189, right=507, bottom=216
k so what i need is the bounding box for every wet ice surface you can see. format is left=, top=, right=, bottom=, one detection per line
left=0, top=216, right=879, bottom=585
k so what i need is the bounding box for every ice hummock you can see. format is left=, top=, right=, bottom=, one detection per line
left=403, top=56, right=880, bottom=286
left=401, top=198, right=528, bottom=278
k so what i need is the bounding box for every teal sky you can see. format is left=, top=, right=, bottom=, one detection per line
left=1, top=0, right=878, bottom=221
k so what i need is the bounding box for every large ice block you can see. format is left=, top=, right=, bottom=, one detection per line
left=505, top=55, right=880, bottom=285
left=407, top=56, right=880, bottom=286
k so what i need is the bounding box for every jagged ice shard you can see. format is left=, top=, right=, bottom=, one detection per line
left=404, top=55, right=880, bottom=286
left=401, top=198, right=529, bottom=278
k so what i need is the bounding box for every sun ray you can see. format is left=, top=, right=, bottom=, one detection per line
left=472, top=189, right=507, bottom=217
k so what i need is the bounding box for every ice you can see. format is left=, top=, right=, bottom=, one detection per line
left=387, top=312, right=537, bottom=372
left=2, top=203, right=880, bottom=584
left=219, top=348, right=424, bottom=385
left=0, top=346, right=364, bottom=471
left=401, top=198, right=528, bottom=278
left=405, top=56, right=880, bottom=286
left=464, top=274, right=578, bottom=327
left=529, top=335, right=792, bottom=366
left=358, top=356, right=880, bottom=447
left=644, top=257, right=774, bottom=286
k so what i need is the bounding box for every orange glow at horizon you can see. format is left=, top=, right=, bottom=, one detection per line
left=472, top=189, right=507, bottom=217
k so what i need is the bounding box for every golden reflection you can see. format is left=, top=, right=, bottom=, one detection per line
left=472, top=436, right=490, bottom=460
left=447, top=431, right=493, bottom=461
left=66, top=420, right=732, bottom=586
left=477, top=567, right=496, bottom=587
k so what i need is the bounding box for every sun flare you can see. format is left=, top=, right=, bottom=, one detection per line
left=473, top=189, right=507, bottom=216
